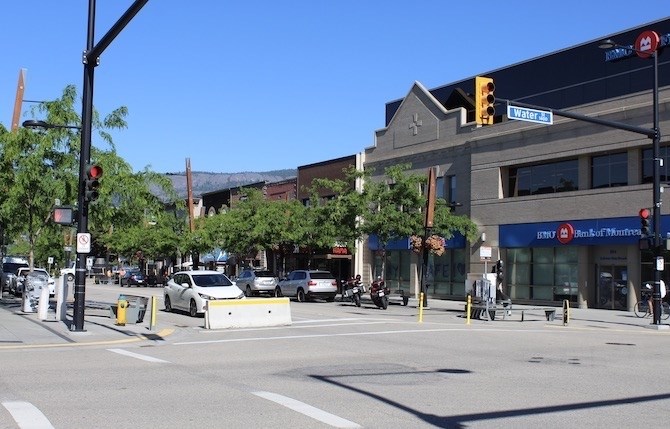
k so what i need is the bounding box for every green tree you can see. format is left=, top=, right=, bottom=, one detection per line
left=0, top=85, right=181, bottom=269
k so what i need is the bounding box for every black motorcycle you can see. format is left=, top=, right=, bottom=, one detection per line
left=370, top=277, right=390, bottom=309
left=341, top=278, right=363, bottom=307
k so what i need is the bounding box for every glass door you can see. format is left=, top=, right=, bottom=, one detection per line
left=597, top=265, right=628, bottom=310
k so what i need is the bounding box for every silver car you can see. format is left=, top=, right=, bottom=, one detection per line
left=235, top=269, right=279, bottom=297
left=277, top=270, right=337, bottom=302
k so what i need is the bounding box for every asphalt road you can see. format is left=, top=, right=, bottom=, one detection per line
left=1, top=282, right=669, bottom=428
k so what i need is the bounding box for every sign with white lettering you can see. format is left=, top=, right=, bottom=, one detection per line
left=507, top=105, right=553, bottom=125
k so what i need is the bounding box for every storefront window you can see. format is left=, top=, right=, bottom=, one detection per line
left=431, top=249, right=467, bottom=297
left=382, top=250, right=411, bottom=293
left=507, top=247, right=578, bottom=302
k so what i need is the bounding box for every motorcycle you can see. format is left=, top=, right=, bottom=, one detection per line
left=370, top=277, right=390, bottom=310
left=340, top=277, right=364, bottom=307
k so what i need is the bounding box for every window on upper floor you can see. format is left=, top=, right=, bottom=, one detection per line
left=507, top=159, right=578, bottom=197
left=591, top=152, right=627, bottom=189
left=641, top=146, right=670, bottom=184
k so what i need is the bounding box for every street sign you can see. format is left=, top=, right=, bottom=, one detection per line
left=507, top=105, right=553, bottom=125
left=76, top=233, right=91, bottom=254
left=480, top=246, right=492, bottom=260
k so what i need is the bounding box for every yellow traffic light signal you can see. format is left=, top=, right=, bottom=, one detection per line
left=475, top=76, right=495, bottom=125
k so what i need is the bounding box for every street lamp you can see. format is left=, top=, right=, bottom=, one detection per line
left=599, top=36, right=662, bottom=325
left=22, top=119, right=81, bottom=131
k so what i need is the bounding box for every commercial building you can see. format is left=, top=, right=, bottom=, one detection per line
left=360, top=17, right=670, bottom=310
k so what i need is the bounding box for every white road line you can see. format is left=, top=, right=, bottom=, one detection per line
left=107, top=348, right=170, bottom=363
left=199, top=320, right=396, bottom=334
left=2, top=401, right=55, bottom=429
left=253, top=391, right=361, bottom=428
left=292, top=318, right=380, bottom=323
left=175, top=327, right=555, bottom=346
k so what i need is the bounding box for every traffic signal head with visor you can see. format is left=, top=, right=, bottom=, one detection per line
left=639, top=208, right=651, bottom=237
left=84, top=164, right=103, bottom=202
left=475, top=76, right=495, bottom=125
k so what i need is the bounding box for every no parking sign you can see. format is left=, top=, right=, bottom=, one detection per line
left=76, top=233, right=91, bottom=254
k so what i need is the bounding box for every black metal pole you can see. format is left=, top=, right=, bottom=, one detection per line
left=71, top=0, right=97, bottom=332
left=652, top=50, right=662, bottom=325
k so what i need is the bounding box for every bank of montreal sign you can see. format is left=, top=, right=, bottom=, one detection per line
left=499, top=216, right=669, bottom=248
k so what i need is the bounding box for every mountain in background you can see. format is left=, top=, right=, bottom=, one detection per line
left=164, top=169, right=297, bottom=198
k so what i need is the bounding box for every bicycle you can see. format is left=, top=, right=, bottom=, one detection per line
left=634, top=294, right=670, bottom=320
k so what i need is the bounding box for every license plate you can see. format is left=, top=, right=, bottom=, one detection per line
left=378, top=291, right=385, bottom=297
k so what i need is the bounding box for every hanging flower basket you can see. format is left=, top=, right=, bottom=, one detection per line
left=410, top=235, right=423, bottom=253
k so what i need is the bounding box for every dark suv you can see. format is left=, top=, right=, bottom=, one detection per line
left=2, top=259, right=29, bottom=295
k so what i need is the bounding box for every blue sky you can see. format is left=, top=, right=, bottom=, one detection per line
left=1, top=1, right=668, bottom=174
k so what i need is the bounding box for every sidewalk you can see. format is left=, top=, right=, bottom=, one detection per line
left=0, top=292, right=170, bottom=349
left=2, top=291, right=669, bottom=349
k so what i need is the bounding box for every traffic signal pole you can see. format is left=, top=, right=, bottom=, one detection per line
left=71, top=0, right=149, bottom=331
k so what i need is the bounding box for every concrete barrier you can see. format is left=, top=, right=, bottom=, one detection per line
left=205, top=298, right=292, bottom=329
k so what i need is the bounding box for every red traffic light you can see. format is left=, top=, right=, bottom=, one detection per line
left=639, top=208, right=651, bottom=219
left=87, top=164, right=103, bottom=179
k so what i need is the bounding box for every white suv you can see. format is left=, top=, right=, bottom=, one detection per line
left=277, top=270, right=337, bottom=302
left=235, top=269, right=279, bottom=297
left=15, top=268, right=55, bottom=296
left=60, top=262, right=76, bottom=282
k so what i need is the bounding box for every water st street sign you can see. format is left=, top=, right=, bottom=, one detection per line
left=507, top=105, right=553, bottom=125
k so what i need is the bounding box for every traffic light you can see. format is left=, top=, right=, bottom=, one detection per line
left=495, top=259, right=504, bottom=283
left=639, top=208, right=652, bottom=237
left=84, top=164, right=103, bottom=202
left=475, top=76, right=495, bottom=125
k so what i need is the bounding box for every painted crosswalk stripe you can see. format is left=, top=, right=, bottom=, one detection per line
left=3, top=401, right=55, bottom=429
left=253, top=391, right=361, bottom=428
left=107, top=348, right=169, bottom=363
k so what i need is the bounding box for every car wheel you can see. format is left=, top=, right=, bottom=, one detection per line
left=164, top=295, right=172, bottom=312
left=245, top=285, right=252, bottom=297
left=67, top=274, right=75, bottom=282
left=189, top=299, right=198, bottom=317
left=297, top=289, right=306, bottom=302
left=274, top=286, right=282, bottom=297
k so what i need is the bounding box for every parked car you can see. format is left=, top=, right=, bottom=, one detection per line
left=14, top=268, right=54, bottom=296
left=276, top=270, right=337, bottom=302
left=23, top=270, right=54, bottom=297
left=120, top=270, right=147, bottom=287
left=164, top=270, right=244, bottom=317
left=60, top=261, right=76, bottom=282
left=235, top=269, right=279, bottom=297
left=2, top=257, right=29, bottom=294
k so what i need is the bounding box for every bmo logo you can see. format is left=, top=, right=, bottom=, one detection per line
left=557, top=223, right=575, bottom=244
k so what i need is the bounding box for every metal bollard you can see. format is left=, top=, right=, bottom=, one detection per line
left=38, top=285, right=50, bottom=320
left=117, top=295, right=128, bottom=326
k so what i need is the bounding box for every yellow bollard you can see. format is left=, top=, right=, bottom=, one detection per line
left=418, top=292, right=424, bottom=323
left=562, top=299, right=570, bottom=325
left=466, top=295, right=472, bottom=325
left=116, top=295, right=128, bottom=326
left=149, top=296, right=157, bottom=331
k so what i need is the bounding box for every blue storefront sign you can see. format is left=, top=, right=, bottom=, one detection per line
left=500, top=216, right=670, bottom=248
